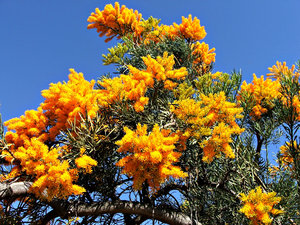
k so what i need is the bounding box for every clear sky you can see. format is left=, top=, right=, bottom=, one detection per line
left=1, top=0, right=300, bottom=123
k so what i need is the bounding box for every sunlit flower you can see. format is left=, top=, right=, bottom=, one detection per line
left=240, top=186, right=283, bottom=225
left=171, top=91, right=244, bottom=162
left=98, top=52, right=187, bottom=112
left=173, top=15, right=206, bottom=41
left=237, top=74, right=281, bottom=119
left=267, top=61, right=300, bottom=81
left=116, top=123, right=187, bottom=191
left=191, top=41, right=215, bottom=65
left=279, top=141, right=299, bottom=171
left=87, top=2, right=144, bottom=42
left=75, top=155, right=98, bottom=173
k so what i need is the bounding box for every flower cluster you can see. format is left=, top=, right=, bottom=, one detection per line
left=87, top=2, right=143, bottom=42
left=145, top=15, right=206, bottom=43
left=267, top=62, right=300, bottom=121
left=88, top=2, right=215, bottom=69
left=171, top=14, right=207, bottom=41
left=279, top=141, right=299, bottom=171
left=292, top=95, right=300, bottom=121
left=191, top=41, right=216, bottom=66
left=115, top=123, right=187, bottom=190
left=9, top=138, right=86, bottom=200
left=201, top=122, right=239, bottom=162
left=99, top=52, right=188, bottom=112
left=171, top=91, right=244, bottom=162
left=75, top=154, right=98, bottom=174
left=237, top=74, right=281, bottom=119
left=0, top=166, right=20, bottom=182
left=4, top=108, right=48, bottom=162
left=239, top=186, right=283, bottom=224
left=87, top=2, right=207, bottom=43
left=2, top=70, right=100, bottom=200
left=267, top=61, right=300, bottom=81
left=41, top=69, right=102, bottom=140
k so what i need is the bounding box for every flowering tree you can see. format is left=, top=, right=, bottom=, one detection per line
left=0, top=2, right=299, bottom=224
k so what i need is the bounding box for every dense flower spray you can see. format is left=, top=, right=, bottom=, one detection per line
left=99, top=52, right=188, bottom=112
left=87, top=2, right=143, bottom=42
left=239, top=186, right=283, bottom=225
left=237, top=74, right=281, bottom=119
left=2, top=69, right=100, bottom=200
left=116, top=124, right=187, bottom=190
left=171, top=91, right=244, bottom=162
left=279, top=141, right=300, bottom=171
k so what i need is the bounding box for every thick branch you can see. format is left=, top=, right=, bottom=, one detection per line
left=68, top=201, right=200, bottom=225
left=0, top=181, right=32, bottom=199
left=0, top=181, right=201, bottom=225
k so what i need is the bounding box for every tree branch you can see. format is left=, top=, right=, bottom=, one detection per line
left=67, top=200, right=201, bottom=225
left=0, top=181, right=32, bottom=199
left=0, top=181, right=201, bottom=225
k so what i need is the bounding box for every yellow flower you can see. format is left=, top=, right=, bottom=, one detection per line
left=80, top=147, right=86, bottom=155
left=41, top=69, right=101, bottom=140
left=239, top=186, right=283, bottom=225
left=237, top=74, right=281, bottom=119
left=75, top=155, right=98, bottom=173
left=116, top=123, right=187, bottom=191
left=191, top=41, right=216, bottom=65
left=267, top=61, right=300, bottom=81
left=87, top=2, right=144, bottom=42
left=279, top=141, right=299, bottom=171
left=71, top=185, right=86, bottom=195
left=171, top=92, right=244, bottom=163
left=173, top=15, right=206, bottom=41
left=98, top=52, right=187, bottom=112
left=0, top=166, right=21, bottom=182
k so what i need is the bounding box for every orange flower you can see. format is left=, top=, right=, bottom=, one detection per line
left=41, top=69, right=101, bottom=140
left=144, top=15, right=207, bottom=43
left=4, top=107, right=48, bottom=148
left=87, top=2, right=144, bottom=42
left=116, top=123, right=187, bottom=191
left=279, top=141, right=299, bottom=171
left=173, top=15, right=206, bottom=41
left=202, top=122, right=236, bottom=162
left=171, top=92, right=244, bottom=163
left=191, top=41, right=216, bottom=65
left=75, top=155, right=98, bottom=173
left=237, top=74, right=281, bottom=119
left=0, top=166, right=21, bottom=182
left=143, top=24, right=176, bottom=44
left=267, top=61, right=300, bottom=81
left=98, top=52, right=188, bottom=112
left=2, top=69, right=102, bottom=200
left=292, top=95, right=300, bottom=121
left=240, top=187, right=283, bottom=225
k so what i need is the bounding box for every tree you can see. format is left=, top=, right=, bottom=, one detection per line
left=0, top=2, right=299, bottom=224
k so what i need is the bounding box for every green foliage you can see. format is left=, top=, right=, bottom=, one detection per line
left=102, top=43, right=129, bottom=65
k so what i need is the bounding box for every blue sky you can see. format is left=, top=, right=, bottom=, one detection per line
left=1, top=0, right=300, bottom=123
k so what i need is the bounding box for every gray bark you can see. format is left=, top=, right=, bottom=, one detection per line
left=0, top=181, right=201, bottom=225
left=0, top=181, right=31, bottom=199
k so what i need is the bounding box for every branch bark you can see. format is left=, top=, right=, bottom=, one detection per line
left=0, top=181, right=32, bottom=199
left=0, top=181, right=201, bottom=225
left=67, top=200, right=200, bottom=225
